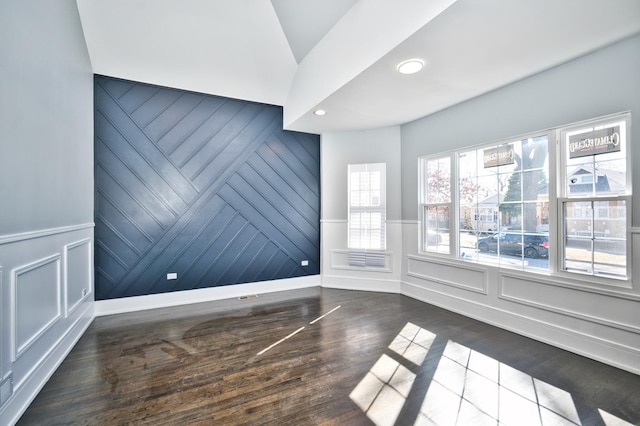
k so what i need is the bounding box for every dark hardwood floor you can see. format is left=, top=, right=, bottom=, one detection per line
left=18, top=288, right=640, bottom=425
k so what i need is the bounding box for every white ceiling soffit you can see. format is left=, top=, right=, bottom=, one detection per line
left=77, top=0, right=640, bottom=134
left=283, top=0, right=459, bottom=132
left=76, top=0, right=297, bottom=106
left=270, top=0, right=358, bottom=63
left=285, top=0, right=640, bottom=133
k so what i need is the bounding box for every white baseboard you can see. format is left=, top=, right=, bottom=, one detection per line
left=0, top=303, right=94, bottom=426
left=95, top=275, right=321, bottom=316
left=401, top=280, right=640, bottom=376
left=321, top=274, right=400, bottom=294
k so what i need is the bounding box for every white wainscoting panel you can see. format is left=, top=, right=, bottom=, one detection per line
left=12, top=255, right=61, bottom=361
left=321, top=220, right=403, bottom=293
left=499, top=272, right=640, bottom=334
left=329, top=249, right=393, bottom=272
left=322, top=274, right=401, bottom=293
left=0, top=225, right=94, bottom=426
left=64, top=239, right=92, bottom=317
left=407, top=255, right=488, bottom=294
left=0, top=268, right=3, bottom=381
left=401, top=221, right=640, bottom=375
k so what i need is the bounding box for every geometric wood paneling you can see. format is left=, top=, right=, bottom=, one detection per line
left=94, top=76, right=320, bottom=300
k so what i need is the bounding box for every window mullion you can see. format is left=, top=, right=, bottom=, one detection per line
left=451, top=153, right=459, bottom=256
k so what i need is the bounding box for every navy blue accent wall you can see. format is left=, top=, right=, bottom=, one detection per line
left=94, top=76, right=320, bottom=300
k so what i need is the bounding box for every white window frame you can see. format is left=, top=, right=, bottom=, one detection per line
left=419, top=155, right=454, bottom=255
left=556, top=112, right=631, bottom=282
left=348, top=163, right=386, bottom=267
left=456, top=133, right=551, bottom=270
left=417, top=112, right=631, bottom=285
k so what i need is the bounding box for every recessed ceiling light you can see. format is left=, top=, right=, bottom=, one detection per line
left=397, top=58, right=425, bottom=75
left=314, top=109, right=326, bottom=116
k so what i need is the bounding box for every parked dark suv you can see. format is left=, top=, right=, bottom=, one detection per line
left=476, top=232, right=549, bottom=258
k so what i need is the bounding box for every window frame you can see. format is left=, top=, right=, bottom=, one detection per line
left=456, top=133, right=551, bottom=270
left=348, top=162, right=387, bottom=252
left=556, top=113, right=632, bottom=282
left=419, top=155, right=454, bottom=255
left=417, top=112, right=631, bottom=286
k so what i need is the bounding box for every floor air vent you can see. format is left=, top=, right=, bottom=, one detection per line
left=238, top=294, right=258, bottom=300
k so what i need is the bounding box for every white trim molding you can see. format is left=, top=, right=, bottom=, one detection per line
left=322, top=274, right=401, bottom=293
left=95, top=275, right=320, bottom=316
left=498, top=272, right=640, bottom=334
left=407, top=254, right=488, bottom=295
left=401, top=280, right=640, bottom=375
left=63, top=238, right=93, bottom=318
left=0, top=267, right=3, bottom=382
left=0, top=223, right=95, bottom=245
left=11, top=254, right=62, bottom=361
left=0, top=302, right=93, bottom=426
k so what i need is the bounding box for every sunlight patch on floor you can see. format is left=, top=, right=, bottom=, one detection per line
left=350, top=322, right=633, bottom=426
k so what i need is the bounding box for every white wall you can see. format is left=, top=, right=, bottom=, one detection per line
left=399, top=35, right=640, bottom=374
left=0, top=1, right=95, bottom=424
left=321, top=126, right=403, bottom=292
left=401, top=34, right=640, bottom=224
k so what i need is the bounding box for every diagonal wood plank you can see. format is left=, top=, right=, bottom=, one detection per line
left=94, top=76, right=320, bottom=300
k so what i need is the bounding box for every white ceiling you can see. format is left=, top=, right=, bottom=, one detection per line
left=270, top=0, right=358, bottom=63
left=77, top=0, right=640, bottom=134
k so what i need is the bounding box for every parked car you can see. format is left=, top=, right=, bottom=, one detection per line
left=476, top=232, right=549, bottom=258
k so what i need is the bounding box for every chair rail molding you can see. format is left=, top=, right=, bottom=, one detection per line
left=0, top=223, right=95, bottom=245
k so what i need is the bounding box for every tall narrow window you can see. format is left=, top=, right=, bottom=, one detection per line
left=420, top=156, right=451, bottom=254
left=560, top=113, right=630, bottom=279
left=348, top=163, right=386, bottom=267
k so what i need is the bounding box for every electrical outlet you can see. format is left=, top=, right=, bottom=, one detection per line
left=167, top=273, right=178, bottom=280
left=301, top=260, right=309, bottom=266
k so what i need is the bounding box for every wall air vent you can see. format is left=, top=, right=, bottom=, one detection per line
left=348, top=250, right=386, bottom=268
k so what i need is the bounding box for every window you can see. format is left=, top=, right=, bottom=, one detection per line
left=457, top=135, right=549, bottom=269
left=418, top=112, right=631, bottom=281
left=560, top=114, right=630, bottom=278
left=420, top=156, right=451, bottom=253
left=348, top=163, right=386, bottom=266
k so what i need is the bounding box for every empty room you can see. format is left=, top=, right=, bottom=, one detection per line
left=1, top=1, right=640, bottom=425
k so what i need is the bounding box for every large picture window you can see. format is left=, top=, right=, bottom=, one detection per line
left=457, top=135, right=550, bottom=270
left=419, top=112, right=631, bottom=282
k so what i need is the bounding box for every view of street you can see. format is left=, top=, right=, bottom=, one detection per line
left=439, top=231, right=626, bottom=276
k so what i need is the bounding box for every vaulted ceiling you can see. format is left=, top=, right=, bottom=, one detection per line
left=77, top=0, right=640, bottom=134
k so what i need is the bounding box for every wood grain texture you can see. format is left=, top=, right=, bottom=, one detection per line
left=18, top=289, right=640, bottom=425
left=94, top=76, right=320, bottom=300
